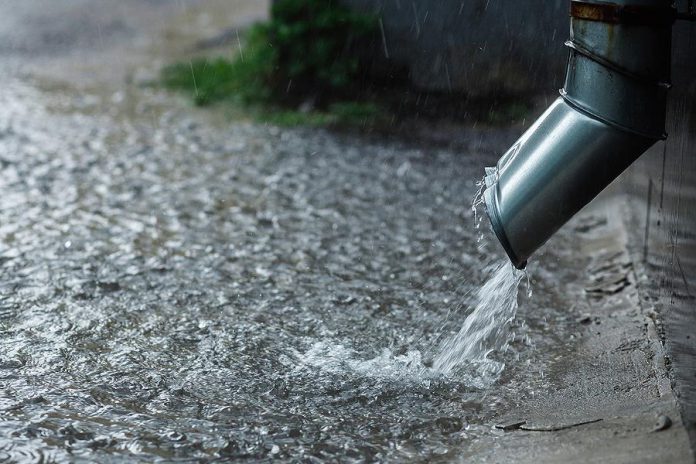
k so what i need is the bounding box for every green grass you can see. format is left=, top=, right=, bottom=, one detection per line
left=161, top=52, right=384, bottom=126
left=160, top=0, right=382, bottom=128
left=160, top=26, right=384, bottom=128
left=161, top=26, right=274, bottom=107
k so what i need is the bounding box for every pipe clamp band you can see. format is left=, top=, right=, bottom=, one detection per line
left=570, top=1, right=676, bottom=26
left=564, top=40, right=671, bottom=87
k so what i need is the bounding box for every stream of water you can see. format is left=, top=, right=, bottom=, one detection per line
left=430, top=177, right=526, bottom=386
left=432, top=261, right=524, bottom=387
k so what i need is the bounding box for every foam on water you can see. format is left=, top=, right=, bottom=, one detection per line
left=295, top=179, right=528, bottom=389
left=297, top=258, right=525, bottom=390
left=297, top=341, right=431, bottom=382
left=431, top=261, right=524, bottom=387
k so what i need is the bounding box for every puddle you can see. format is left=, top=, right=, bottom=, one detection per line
left=0, top=4, right=572, bottom=458
left=0, top=75, right=524, bottom=462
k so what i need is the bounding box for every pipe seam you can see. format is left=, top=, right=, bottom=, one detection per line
left=564, top=39, right=671, bottom=88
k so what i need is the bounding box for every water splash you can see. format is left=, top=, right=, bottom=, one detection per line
left=471, top=176, right=487, bottom=243
left=471, top=177, right=486, bottom=225
left=297, top=341, right=431, bottom=382
left=432, top=261, right=523, bottom=388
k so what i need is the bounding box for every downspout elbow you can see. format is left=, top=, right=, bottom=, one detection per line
left=483, top=0, right=673, bottom=269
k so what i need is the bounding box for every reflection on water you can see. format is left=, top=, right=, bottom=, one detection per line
left=0, top=76, right=528, bottom=462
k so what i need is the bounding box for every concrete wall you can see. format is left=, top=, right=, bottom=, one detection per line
left=622, top=17, right=696, bottom=446
left=342, top=0, right=568, bottom=96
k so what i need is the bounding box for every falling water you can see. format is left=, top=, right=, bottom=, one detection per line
left=432, top=261, right=523, bottom=386
left=471, top=177, right=487, bottom=244
left=431, top=178, right=525, bottom=387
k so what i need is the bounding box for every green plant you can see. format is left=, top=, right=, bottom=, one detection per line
left=328, top=101, right=381, bottom=125
left=161, top=25, right=275, bottom=106
left=161, top=0, right=377, bottom=109
left=268, top=0, right=377, bottom=98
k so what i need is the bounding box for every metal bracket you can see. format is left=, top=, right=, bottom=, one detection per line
left=570, top=1, right=675, bottom=26
left=570, top=1, right=696, bottom=24
left=565, top=39, right=671, bottom=88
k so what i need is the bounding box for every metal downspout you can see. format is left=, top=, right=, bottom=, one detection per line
left=483, top=0, right=674, bottom=269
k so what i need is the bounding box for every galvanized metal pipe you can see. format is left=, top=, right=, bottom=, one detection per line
left=483, top=0, right=673, bottom=269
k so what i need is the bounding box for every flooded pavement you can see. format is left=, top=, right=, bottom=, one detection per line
left=0, top=73, right=524, bottom=462
left=0, top=1, right=693, bottom=462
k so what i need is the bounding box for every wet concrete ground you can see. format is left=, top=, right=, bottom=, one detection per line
left=0, top=1, right=693, bottom=462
